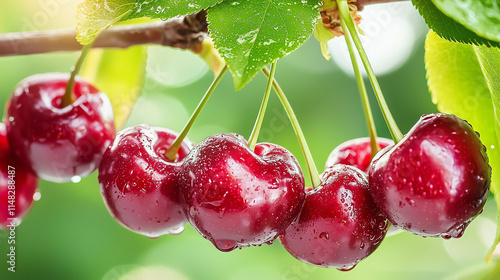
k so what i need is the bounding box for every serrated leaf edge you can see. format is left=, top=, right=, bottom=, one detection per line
left=431, top=0, right=500, bottom=43
left=411, top=0, right=499, bottom=48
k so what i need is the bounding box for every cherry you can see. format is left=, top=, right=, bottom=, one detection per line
left=98, top=124, right=192, bottom=238
left=325, top=137, right=393, bottom=173
left=368, top=113, right=491, bottom=238
left=0, top=123, right=38, bottom=229
left=280, top=164, right=388, bottom=270
left=178, top=133, right=305, bottom=252
left=4, top=73, right=115, bottom=182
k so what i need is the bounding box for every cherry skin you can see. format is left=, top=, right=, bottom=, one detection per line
left=0, top=123, right=38, bottom=229
left=178, top=133, right=306, bottom=252
left=280, top=164, right=388, bottom=270
left=369, top=113, right=491, bottom=238
left=98, top=124, right=192, bottom=238
left=4, top=73, right=115, bottom=182
left=325, top=137, right=393, bottom=173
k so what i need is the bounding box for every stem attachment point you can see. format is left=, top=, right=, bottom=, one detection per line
left=62, top=43, right=93, bottom=107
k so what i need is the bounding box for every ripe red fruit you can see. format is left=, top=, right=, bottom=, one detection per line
left=325, top=137, right=393, bottom=173
left=178, top=133, right=306, bottom=252
left=0, top=123, right=38, bottom=229
left=4, top=73, right=115, bottom=182
left=280, top=164, right=388, bottom=270
left=369, top=113, right=491, bottom=238
left=98, top=125, right=192, bottom=238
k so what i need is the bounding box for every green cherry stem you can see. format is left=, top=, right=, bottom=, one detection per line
left=339, top=14, right=380, bottom=157
left=262, top=67, right=322, bottom=188
left=61, top=43, right=93, bottom=107
left=248, top=62, right=277, bottom=150
left=164, top=64, right=228, bottom=161
left=337, top=0, right=403, bottom=143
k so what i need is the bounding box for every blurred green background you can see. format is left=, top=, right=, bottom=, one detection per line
left=0, top=1, right=498, bottom=280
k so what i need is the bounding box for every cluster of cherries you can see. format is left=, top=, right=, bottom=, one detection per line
left=0, top=73, right=491, bottom=271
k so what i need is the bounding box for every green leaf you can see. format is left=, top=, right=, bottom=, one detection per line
left=412, top=0, right=500, bottom=48
left=125, top=0, right=222, bottom=20
left=431, top=0, right=500, bottom=43
left=425, top=30, right=500, bottom=257
left=76, top=0, right=135, bottom=45
left=208, top=0, right=320, bottom=90
left=80, top=46, right=148, bottom=130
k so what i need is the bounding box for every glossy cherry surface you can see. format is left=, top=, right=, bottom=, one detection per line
left=280, top=164, right=388, bottom=270
left=4, top=73, right=115, bottom=182
left=99, top=125, right=192, bottom=238
left=369, top=113, right=491, bottom=238
left=0, top=123, right=38, bottom=229
left=178, top=133, right=306, bottom=252
left=325, top=137, right=393, bottom=173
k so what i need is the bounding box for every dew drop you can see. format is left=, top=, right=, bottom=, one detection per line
left=168, top=225, right=184, bottom=235
left=450, top=224, right=466, bottom=238
left=71, top=175, right=81, bottom=183
left=405, top=197, right=415, bottom=206
left=338, top=264, right=356, bottom=271
left=213, top=239, right=238, bottom=252
left=378, top=221, right=386, bottom=230
left=217, top=207, right=226, bottom=219
left=319, top=232, right=330, bottom=240
left=33, top=191, right=41, bottom=201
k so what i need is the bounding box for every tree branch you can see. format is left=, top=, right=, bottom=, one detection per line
left=0, top=0, right=407, bottom=57
left=0, top=11, right=208, bottom=57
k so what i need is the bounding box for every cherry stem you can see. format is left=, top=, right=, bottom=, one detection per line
left=337, top=0, right=404, bottom=143
left=61, top=43, right=93, bottom=107
left=262, top=67, right=322, bottom=188
left=164, top=64, right=228, bottom=161
left=339, top=13, right=380, bottom=157
left=248, top=62, right=277, bottom=150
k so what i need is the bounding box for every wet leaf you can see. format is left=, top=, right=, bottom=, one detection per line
left=80, top=46, right=148, bottom=129
left=425, top=30, right=500, bottom=257
left=208, top=0, right=320, bottom=90
left=125, top=0, right=222, bottom=20
left=76, top=0, right=221, bottom=45
left=431, top=0, right=500, bottom=43
left=76, top=0, right=135, bottom=45
left=412, top=0, right=500, bottom=48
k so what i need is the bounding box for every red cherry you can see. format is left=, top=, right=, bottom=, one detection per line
left=325, top=137, right=393, bottom=173
left=98, top=125, right=192, bottom=238
left=4, top=73, right=115, bottom=182
left=280, top=164, right=388, bottom=270
left=0, top=123, right=38, bottom=229
left=178, top=133, right=306, bottom=251
left=369, top=113, right=491, bottom=238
